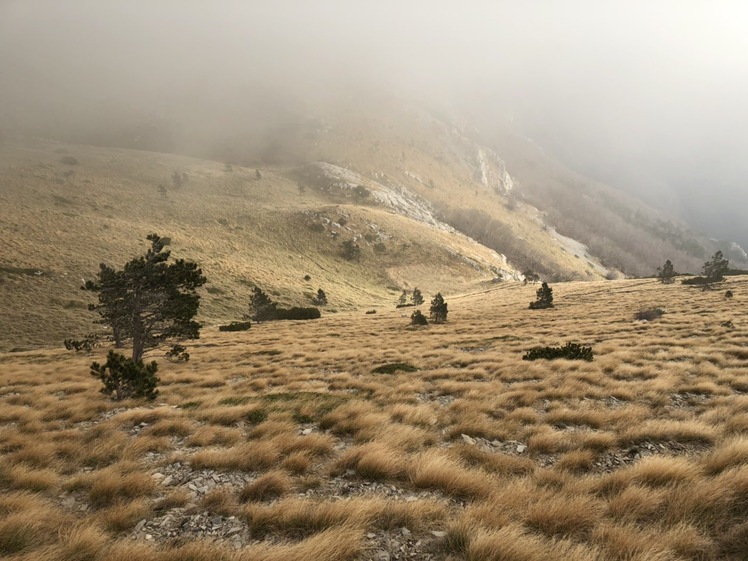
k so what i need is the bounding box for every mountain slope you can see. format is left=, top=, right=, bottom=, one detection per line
left=0, top=140, right=510, bottom=351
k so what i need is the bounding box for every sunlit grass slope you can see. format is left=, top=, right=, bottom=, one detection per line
left=0, top=139, right=507, bottom=351
left=0, top=277, right=746, bottom=560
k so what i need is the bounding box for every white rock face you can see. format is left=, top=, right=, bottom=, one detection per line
left=314, top=161, right=451, bottom=232
left=312, top=161, right=520, bottom=278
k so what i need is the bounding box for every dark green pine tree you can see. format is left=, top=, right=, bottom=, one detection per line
left=529, top=282, right=554, bottom=309
left=84, top=234, right=206, bottom=362
left=429, top=292, right=448, bottom=323
left=657, top=260, right=676, bottom=284
left=398, top=290, right=408, bottom=306
left=247, top=287, right=277, bottom=321
left=412, top=287, right=424, bottom=306
left=702, top=251, right=729, bottom=284
left=314, top=288, right=328, bottom=305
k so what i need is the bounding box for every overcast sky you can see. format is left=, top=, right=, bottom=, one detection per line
left=2, top=1, right=747, bottom=244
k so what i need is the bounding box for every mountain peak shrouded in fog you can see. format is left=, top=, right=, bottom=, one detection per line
left=2, top=1, right=747, bottom=247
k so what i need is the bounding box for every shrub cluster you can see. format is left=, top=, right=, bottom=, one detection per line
left=522, top=342, right=593, bottom=362
left=64, top=334, right=99, bottom=352
left=272, top=307, right=321, bottom=320
left=410, top=309, right=428, bottom=325
left=219, top=321, right=252, bottom=332
left=164, top=344, right=190, bottom=362
left=90, top=351, right=159, bottom=400
left=529, top=282, right=554, bottom=309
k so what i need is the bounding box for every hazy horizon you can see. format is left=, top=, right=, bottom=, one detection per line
left=2, top=1, right=747, bottom=247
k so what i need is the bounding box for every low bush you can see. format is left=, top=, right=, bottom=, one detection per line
left=273, top=307, right=321, bottom=320
left=522, top=342, right=593, bottom=362
left=410, top=310, right=428, bottom=326
left=634, top=308, right=665, bottom=321
left=164, top=344, right=190, bottom=362
left=219, top=321, right=252, bottom=332
left=64, top=334, right=99, bottom=352
left=90, top=351, right=159, bottom=400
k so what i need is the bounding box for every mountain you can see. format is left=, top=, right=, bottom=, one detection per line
left=0, top=95, right=728, bottom=351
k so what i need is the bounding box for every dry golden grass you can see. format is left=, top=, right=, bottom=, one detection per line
left=0, top=277, right=747, bottom=559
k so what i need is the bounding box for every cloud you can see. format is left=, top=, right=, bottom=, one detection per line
left=2, top=0, right=746, bottom=244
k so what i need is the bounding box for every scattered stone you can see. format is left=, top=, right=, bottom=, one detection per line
left=431, top=530, right=447, bottom=538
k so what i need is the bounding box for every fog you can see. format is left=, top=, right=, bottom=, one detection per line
left=2, top=1, right=747, bottom=246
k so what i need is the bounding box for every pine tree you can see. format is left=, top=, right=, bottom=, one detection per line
left=248, top=287, right=277, bottom=321
left=703, top=251, right=729, bottom=284
left=529, top=282, right=554, bottom=309
left=657, top=260, right=676, bottom=284
left=429, top=293, right=448, bottom=323
left=412, top=287, right=424, bottom=306
left=398, top=290, right=408, bottom=306
left=313, top=288, right=328, bottom=305
left=83, top=234, right=206, bottom=363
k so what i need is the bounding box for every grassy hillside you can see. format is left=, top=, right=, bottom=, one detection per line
left=0, top=277, right=746, bottom=560
left=0, top=140, right=509, bottom=351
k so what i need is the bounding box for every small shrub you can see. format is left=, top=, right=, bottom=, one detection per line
left=64, top=334, right=99, bottom=352
left=410, top=310, right=428, bottom=325
left=634, top=308, right=665, bottom=321
left=365, top=310, right=376, bottom=314
left=522, top=342, right=593, bottom=362
left=90, top=351, right=159, bottom=400
left=372, top=362, right=418, bottom=374
left=219, top=321, right=252, bottom=332
left=340, top=239, right=361, bottom=261
left=725, top=290, right=734, bottom=299
left=529, top=282, right=553, bottom=309
left=164, top=344, right=190, bottom=362
left=304, top=274, right=312, bottom=281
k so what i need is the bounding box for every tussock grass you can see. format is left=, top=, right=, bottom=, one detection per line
left=1, top=276, right=747, bottom=559
left=239, top=471, right=293, bottom=502
left=410, top=450, right=493, bottom=499
left=333, top=442, right=408, bottom=480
